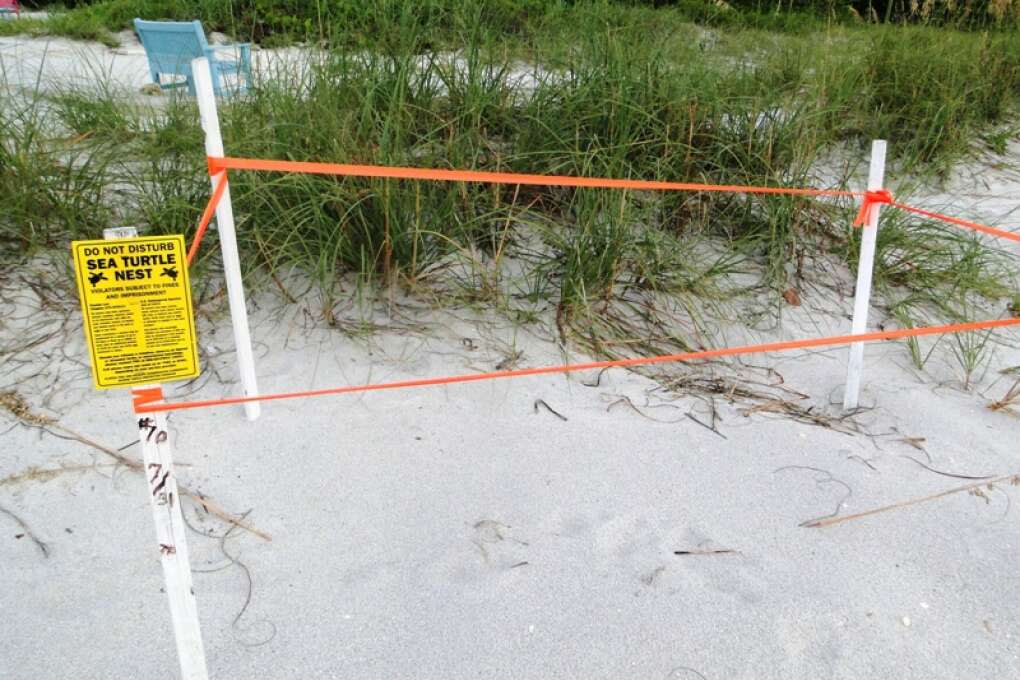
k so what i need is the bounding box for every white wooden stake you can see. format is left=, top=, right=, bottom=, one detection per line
left=192, top=57, right=261, bottom=421
left=105, top=226, right=209, bottom=680
left=843, top=140, right=887, bottom=410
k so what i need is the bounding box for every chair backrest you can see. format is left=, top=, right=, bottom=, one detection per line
left=133, top=19, right=210, bottom=76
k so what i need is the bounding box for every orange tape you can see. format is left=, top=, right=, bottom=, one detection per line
left=852, top=189, right=894, bottom=226
left=190, top=155, right=878, bottom=262
left=172, top=158, right=1018, bottom=421
left=207, top=156, right=861, bottom=199
left=133, top=386, right=164, bottom=411
left=132, top=316, right=1020, bottom=414
left=891, top=202, right=1020, bottom=244
left=186, top=170, right=228, bottom=266
left=189, top=155, right=1017, bottom=266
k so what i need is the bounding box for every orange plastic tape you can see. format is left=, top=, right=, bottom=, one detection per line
left=186, top=170, right=228, bottom=265
left=852, top=189, right=894, bottom=226
left=188, top=156, right=1018, bottom=264
left=187, top=156, right=874, bottom=262
left=132, top=316, right=1020, bottom=414
left=188, top=155, right=876, bottom=261
left=207, top=156, right=862, bottom=199
left=891, top=202, right=1020, bottom=244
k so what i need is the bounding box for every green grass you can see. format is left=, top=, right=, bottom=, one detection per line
left=0, top=92, right=114, bottom=261
left=1, top=2, right=1018, bottom=369
left=8, top=0, right=1019, bottom=48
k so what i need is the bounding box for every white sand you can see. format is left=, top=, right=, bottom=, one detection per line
left=2, top=33, right=1020, bottom=680
left=0, top=31, right=309, bottom=95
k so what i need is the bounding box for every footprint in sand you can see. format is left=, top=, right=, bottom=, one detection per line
left=471, top=519, right=529, bottom=570
left=422, top=519, right=530, bottom=584
left=665, top=528, right=764, bottom=604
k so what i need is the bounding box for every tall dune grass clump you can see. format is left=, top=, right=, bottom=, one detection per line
left=0, top=94, right=113, bottom=261
left=0, top=3, right=1017, bottom=342
left=6, top=0, right=1020, bottom=47
left=196, top=25, right=827, bottom=303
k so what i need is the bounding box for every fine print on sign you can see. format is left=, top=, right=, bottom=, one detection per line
left=72, top=234, right=200, bottom=389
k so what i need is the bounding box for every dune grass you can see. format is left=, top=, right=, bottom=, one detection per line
left=1, top=3, right=1018, bottom=373
left=6, top=0, right=1019, bottom=47
left=1, top=0, right=834, bottom=48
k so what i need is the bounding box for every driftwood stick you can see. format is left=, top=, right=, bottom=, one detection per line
left=804, top=473, right=1020, bottom=528
left=0, top=504, right=50, bottom=557
left=1, top=391, right=271, bottom=541
left=51, top=422, right=272, bottom=542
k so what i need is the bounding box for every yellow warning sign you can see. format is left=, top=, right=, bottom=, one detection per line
left=72, top=235, right=200, bottom=389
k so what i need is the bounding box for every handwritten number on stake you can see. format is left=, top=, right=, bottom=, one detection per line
left=137, top=417, right=168, bottom=443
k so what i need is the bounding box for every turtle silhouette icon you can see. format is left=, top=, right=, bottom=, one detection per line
left=161, top=267, right=178, bottom=281
left=88, top=272, right=107, bottom=287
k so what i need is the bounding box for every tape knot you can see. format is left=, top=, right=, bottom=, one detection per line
left=207, top=156, right=225, bottom=176
left=853, top=189, right=894, bottom=226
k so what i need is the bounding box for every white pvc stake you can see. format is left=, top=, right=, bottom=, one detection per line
left=105, top=227, right=209, bottom=680
left=192, top=57, right=261, bottom=421
left=843, top=140, right=887, bottom=411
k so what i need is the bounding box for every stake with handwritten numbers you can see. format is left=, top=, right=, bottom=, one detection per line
left=844, top=140, right=888, bottom=410
left=104, top=226, right=210, bottom=680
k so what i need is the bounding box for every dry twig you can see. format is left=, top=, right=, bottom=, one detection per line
left=0, top=504, right=49, bottom=557
left=804, top=473, right=1020, bottom=528
left=533, top=399, right=568, bottom=421
left=0, top=390, right=271, bottom=541
left=988, top=379, right=1020, bottom=416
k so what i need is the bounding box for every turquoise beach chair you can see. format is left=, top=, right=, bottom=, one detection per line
left=133, top=19, right=252, bottom=97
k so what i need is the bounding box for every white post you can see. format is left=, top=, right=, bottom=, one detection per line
left=105, top=227, right=209, bottom=680
left=843, top=140, right=887, bottom=410
left=192, top=57, right=261, bottom=421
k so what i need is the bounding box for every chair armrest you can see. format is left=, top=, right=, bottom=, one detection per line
left=206, top=43, right=251, bottom=58
left=205, top=43, right=252, bottom=75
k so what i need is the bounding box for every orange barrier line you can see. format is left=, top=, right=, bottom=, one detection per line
left=208, top=156, right=861, bottom=199
left=188, top=158, right=870, bottom=261
left=186, top=170, right=228, bottom=266
left=133, top=316, right=1020, bottom=414
left=891, top=202, right=1020, bottom=244
left=190, top=157, right=1017, bottom=262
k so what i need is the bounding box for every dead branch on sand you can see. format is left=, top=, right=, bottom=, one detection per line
left=0, top=504, right=50, bottom=557
left=803, top=473, right=1020, bottom=528
left=0, top=391, right=271, bottom=541
left=988, top=378, right=1020, bottom=417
